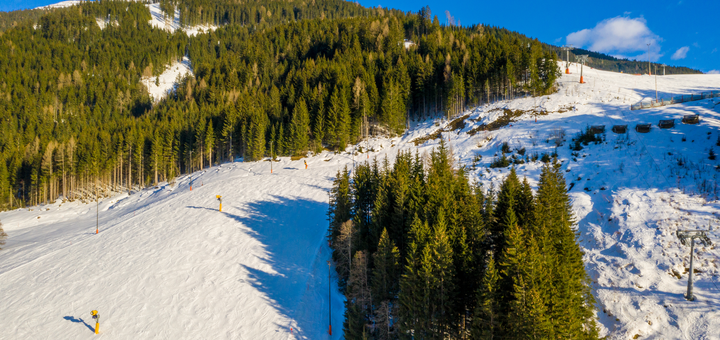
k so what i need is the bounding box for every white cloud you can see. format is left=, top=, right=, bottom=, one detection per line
left=671, top=46, right=689, bottom=60
left=566, top=16, right=663, bottom=61
left=708, top=70, right=720, bottom=74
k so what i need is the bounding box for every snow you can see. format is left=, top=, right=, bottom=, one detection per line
left=0, top=156, right=346, bottom=339
left=402, top=64, right=720, bottom=339
left=146, top=2, right=181, bottom=34
left=2, top=62, right=720, bottom=338
left=95, top=17, right=118, bottom=30
left=35, top=1, right=217, bottom=37
left=147, top=2, right=217, bottom=37
left=35, top=0, right=85, bottom=10
left=141, top=56, right=193, bottom=102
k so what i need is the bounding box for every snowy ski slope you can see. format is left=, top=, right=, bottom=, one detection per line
left=1, top=64, right=720, bottom=339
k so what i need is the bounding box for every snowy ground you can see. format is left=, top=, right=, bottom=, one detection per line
left=2, top=64, right=720, bottom=339
left=0, top=155, right=348, bottom=339
left=141, top=56, right=193, bottom=102
left=35, top=0, right=85, bottom=10
left=147, top=2, right=217, bottom=37
left=403, top=64, right=720, bottom=339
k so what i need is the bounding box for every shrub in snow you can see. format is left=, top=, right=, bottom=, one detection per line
left=0, top=222, right=6, bottom=250
left=490, top=154, right=510, bottom=168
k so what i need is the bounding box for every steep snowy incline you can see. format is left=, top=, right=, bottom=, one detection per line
left=0, top=155, right=352, bottom=339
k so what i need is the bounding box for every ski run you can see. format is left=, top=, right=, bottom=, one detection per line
left=1, top=55, right=720, bottom=339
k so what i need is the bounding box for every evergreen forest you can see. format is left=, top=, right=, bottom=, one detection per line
left=0, top=0, right=562, bottom=209
left=328, top=142, right=599, bottom=339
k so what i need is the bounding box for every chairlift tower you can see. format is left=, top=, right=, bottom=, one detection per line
left=661, top=64, right=666, bottom=76
left=577, top=55, right=589, bottom=84
left=561, top=45, right=573, bottom=74
left=676, top=230, right=712, bottom=301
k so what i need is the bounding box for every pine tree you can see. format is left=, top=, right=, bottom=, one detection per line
left=471, top=254, right=500, bottom=339
left=422, top=212, right=455, bottom=337
left=347, top=251, right=372, bottom=328
left=344, top=300, right=368, bottom=340
left=503, top=230, right=553, bottom=339
left=535, top=161, right=598, bottom=338
left=516, top=176, right=535, bottom=228
left=290, top=98, right=310, bottom=155
left=351, top=162, right=376, bottom=254
left=491, top=167, right=521, bottom=254
left=204, top=122, right=215, bottom=167
left=328, top=167, right=352, bottom=248
left=372, top=228, right=400, bottom=303
left=398, top=217, right=430, bottom=339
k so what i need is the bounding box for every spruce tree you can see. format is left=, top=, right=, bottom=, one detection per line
left=535, top=161, right=598, bottom=338
left=491, top=167, right=521, bottom=255
left=372, top=228, right=400, bottom=303
left=204, top=122, right=214, bottom=167
left=290, top=98, right=310, bottom=155
left=422, top=212, right=455, bottom=337
left=471, top=254, right=500, bottom=339
left=398, top=217, right=430, bottom=339
left=328, top=167, right=352, bottom=249
left=343, top=301, right=368, bottom=340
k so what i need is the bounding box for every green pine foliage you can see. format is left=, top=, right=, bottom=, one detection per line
left=0, top=0, right=573, bottom=210
left=328, top=141, right=598, bottom=339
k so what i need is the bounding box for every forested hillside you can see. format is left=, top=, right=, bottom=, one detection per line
left=0, top=8, right=50, bottom=32
left=0, top=0, right=560, bottom=210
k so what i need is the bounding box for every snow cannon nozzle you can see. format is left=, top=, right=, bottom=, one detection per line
left=91, top=310, right=100, bottom=334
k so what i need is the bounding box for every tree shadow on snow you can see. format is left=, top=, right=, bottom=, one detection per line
left=63, top=316, right=95, bottom=333
left=187, top=196, right=333, bottom=339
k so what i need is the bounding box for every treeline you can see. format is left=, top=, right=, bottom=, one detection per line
left=161, top=0, right=378, bottom=29
left=0, top=0, right=560, bottom=211
left=0, top=7, right=52, bottom=32
left=551, top=47, right=702, bottom=75
left=327, top=141, right=598, bottom=339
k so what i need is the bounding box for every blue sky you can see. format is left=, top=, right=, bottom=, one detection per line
left=4, top=0, right=718, bottom=73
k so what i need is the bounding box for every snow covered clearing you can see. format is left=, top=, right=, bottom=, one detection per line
left=1, top=63, right=720, bottom=339
left=147, top=2, right=217, bottom=37
left=95, top=17, right=118, bottom=30
left=141, top=56, right=193, bottom=102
